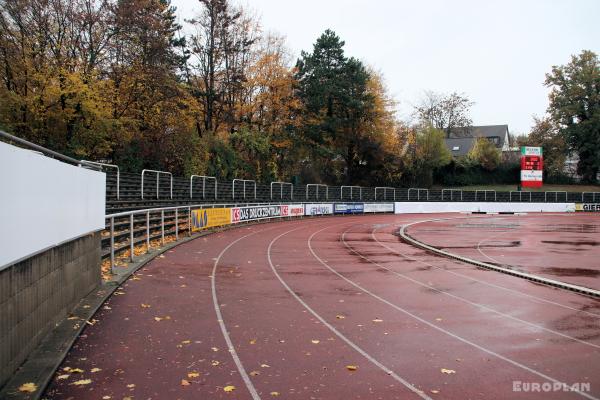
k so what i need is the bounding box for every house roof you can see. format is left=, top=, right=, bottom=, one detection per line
left=444, top=125, right=510, bottom=156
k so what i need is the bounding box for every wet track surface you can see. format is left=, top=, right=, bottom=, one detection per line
left=44, top=214, right=600, bottom=399
left=407, top=214, right=600, bottom=291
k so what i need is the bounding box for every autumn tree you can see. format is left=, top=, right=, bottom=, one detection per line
left=415, top=91, right=473, bottom=137
left=545, top=50, right=600, bottom=183
left=522, top=116, right=567, bottom=176
left=413, top=125, right=451, bottom=186
left=468, top=137, right=501, bottom=171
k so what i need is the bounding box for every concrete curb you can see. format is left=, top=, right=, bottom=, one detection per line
left=398, top=218, right=600, bottom=299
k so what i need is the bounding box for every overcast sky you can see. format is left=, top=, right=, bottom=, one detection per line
left=171, top=0, right=600, bottom=135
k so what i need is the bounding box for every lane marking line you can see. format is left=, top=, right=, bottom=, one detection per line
left=267, top=226, right=433, bottom=400
left=212, top=224, right=283, bottom=400
left=308, top=225, right=599, bottom=400
left=340, top=227, right=600, bottom=349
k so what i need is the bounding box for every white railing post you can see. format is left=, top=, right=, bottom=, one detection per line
left=146, top=211, right=150, bottom=253
left=110, top=217, right=115, bottom=273
left=141, top=169, right=173, bottom=199
left=130, top=214, right=135, bottom=262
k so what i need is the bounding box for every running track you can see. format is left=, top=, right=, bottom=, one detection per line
left=44, top=214, right=600, bottom=399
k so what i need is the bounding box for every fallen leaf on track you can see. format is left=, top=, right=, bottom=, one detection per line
left=431, top=389, right=440, bottom=394
left=211, top=360, right=220, bottom=366
left=270, top=391, right=280, bottom=396
left=18, top=383, right=37, bottom=393
left=70, top=368, right=84, bottom=373
left=181, top=340, right=191, bottom=344
left=91, top=368, right=102, bottom=373
left=181, top=379, right=190, bottom=386
left=57, top=374, right=70, bottom=380
left=346, top=365, right=358, bottom=371
left=336, top=315, right=345, bottom=319
left=154, top=317, right=163, bottom=322
left=211, top=347, right=219, bottom=352
left=372, top=318, right=383, bottom=323
left=249, top=371, right=260, bottom=376
left=311, top=339, right=320, bottom=344
left=126, top=384, right=135, bottom=388
left=188, top=372, right=200, bottom=378
left=223, top=385, right=235, bottom=392
left=72, top=379, right=92, bottom=386
left=249, top=339, right=257, bottom=345
left=440, top=368, right=456, bottom=374
left=260, top=364, right=270, bottom=368
left=141, top=304, right=151, bottom=308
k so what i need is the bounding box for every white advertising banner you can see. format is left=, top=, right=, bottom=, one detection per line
left=304, top=203, right=334, bottom=216
left=520, top=170, right=543, bottom=181
left=0, top=141, right=106, bottom=269
left=394, top=202, right=575, bottom=214
left=364, top=203, right=394, bottom=213
left=286, top=204, right=305, bottom=217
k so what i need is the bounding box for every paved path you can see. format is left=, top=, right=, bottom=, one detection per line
left=44, top=214, right=600, bottom=399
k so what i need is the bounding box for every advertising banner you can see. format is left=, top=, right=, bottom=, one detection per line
left=191, top=208, right=232, bottom=232
left=231, top=205, right=283, bottom=223
left=286, top=204, right=305, bottom=217
left=304, top=203, right=334, bottom=216
left=363, top=203, right=394, bottom=213
left=334, top=203, right=365, bottom=214
left=575, top=203, right=600, bottom=212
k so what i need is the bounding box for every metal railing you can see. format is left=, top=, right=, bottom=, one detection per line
left=545, top=191, right=567, bottom=202
left=475, top=190, right=496, bottom=202
left=81, top=160, right=120, bottom=199
left=340, top=185, right=362, bottom=200
left=232, top=179, right=257, bottom=199
left=141, top=169, right=173, bottom=199
left=582, top=192, right=600, bottom=202
left=270, top=182, right=293, bottom=200
left=0, top=129, right=89, bottom=167
left=190, top=175, right=217, bottom=199
left=408, top=188, right=429, bottom=201
left=375, top=187, right=395, bottom=201
left=510, top=191, right=532, bottom=202
left=441, top=189, right=463, bottom=201
left=306, top=184, right=328, bottom=200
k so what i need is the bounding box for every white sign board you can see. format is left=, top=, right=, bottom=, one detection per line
left=0, top=141, right=106, bottom=269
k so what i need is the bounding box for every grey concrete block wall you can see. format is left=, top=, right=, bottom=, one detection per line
left=0, top=232, right=101, bottom=388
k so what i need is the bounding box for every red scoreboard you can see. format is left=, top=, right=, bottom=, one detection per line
left=520, top=146, right=543, bottom=188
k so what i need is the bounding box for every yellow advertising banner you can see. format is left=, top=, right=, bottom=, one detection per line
left=575, top=203, right=600, bottom=212
left=191, top=208, right=231, bottom=231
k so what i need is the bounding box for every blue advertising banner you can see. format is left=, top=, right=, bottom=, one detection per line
left=334, top=203, right=364, bottom=214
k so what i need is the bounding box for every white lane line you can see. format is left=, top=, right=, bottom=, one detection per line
left=308, top=225, right=599, bottom=400
left=346, top=228, right=600, bottom=350
left=384, top=218, right=600, bottom=318
left=267, top=227, right=433, bottom=400
left=212, top=230, right=266, bottom=400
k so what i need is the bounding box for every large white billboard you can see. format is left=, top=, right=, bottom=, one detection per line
left=0, top=141, right=106, bottom=269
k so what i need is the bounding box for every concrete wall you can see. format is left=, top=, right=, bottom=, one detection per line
left=0, top=232, right=101, bottom=387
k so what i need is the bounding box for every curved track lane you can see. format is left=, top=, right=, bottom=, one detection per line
left=44, top=214, right=600, bottom=400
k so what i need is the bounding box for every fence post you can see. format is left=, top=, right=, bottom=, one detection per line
left=161, top=210, right=165, bottom=245
left=146, top=211, right=150, bottom=253
left=175, top=209, right=179, bottom=240
left=130, top=214, right=135, bottom=262
left=110, top=217, right=115, bottom=274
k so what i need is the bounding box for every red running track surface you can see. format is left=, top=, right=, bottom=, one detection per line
left=44, top=214, right=600, bottom=400
left=406, top=213, right=600, bottom=291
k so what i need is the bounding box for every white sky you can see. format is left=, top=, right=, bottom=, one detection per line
left=171, top=0, right=600, bottom=135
